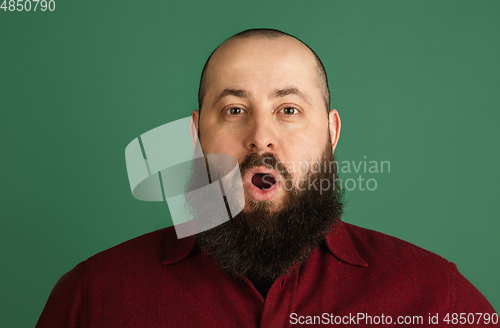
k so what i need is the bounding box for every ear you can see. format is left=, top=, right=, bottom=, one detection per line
left=328, top=109, right=341, bottom=152
left=190, top=110, right=200, bottom=150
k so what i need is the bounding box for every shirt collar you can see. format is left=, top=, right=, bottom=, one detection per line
left=324, top=221, right=369, bottom=268
left=161, top=220, right=368, bottom=268
left=160, top=226, right=196, bottom=265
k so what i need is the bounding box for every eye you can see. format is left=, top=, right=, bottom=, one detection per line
left=279, top=107, right=298, bottom=115
left=225, top=107, right=246, bottom=115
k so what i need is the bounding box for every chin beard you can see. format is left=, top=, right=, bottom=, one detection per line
left=190, top=143, right=344, bottom=281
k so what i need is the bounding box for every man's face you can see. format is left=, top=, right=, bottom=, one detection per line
left=193, top=36, right=340, bottom=212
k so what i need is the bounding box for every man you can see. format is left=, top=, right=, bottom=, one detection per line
left=37, top=29, right=497, bottom=327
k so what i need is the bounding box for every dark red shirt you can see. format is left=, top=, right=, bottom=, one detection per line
left=36, top=221, right=498, bottom=327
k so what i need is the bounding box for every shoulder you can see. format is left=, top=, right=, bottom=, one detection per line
left=75, top=226, right=193, bottom=279
left=339, top=222, right=495, bottom=312
left=88, top=227, right=172, bottom=264
left=342, top=221, right=450, bottom=268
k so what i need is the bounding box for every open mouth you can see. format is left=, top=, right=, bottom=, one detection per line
left=242, top=167, right=280, bottom=202
left=251, top=173, right=276, bottom=190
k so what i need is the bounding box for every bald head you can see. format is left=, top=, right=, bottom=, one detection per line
left=198, top=29, right=330, bottom=113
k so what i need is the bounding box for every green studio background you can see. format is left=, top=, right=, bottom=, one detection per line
left=1, top=0, right=499, bottom=326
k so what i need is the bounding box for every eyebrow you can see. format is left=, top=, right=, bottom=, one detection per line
left=273, top=87, right=311, bottom=105
left=214, top=89, right=249, bottom=105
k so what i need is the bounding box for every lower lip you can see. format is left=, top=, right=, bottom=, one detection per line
left=243, top=170, right=279, bottom=202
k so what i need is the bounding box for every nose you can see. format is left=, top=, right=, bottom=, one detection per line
left=245, top=112, right=277, bottom=153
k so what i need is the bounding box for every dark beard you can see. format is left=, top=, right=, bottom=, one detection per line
left=191, top=142, right=344, bottom=281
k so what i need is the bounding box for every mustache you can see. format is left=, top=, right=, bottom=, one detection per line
left=239, top=152, right=292, bottom=181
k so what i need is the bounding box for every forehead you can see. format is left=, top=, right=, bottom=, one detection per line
left=204, top=36, right=321, bottom=104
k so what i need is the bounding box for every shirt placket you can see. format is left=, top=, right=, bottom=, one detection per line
left=259, top=267, right=299, bottom=328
